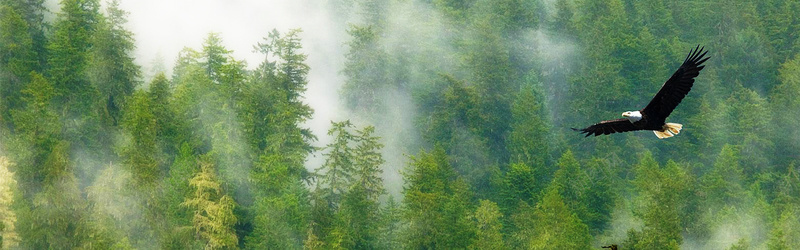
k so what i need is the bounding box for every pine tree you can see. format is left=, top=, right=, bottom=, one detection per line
left=767, top=209, right=800, bottom=250
left=341, top=25, right=391, bottom=115
left=160, top=143, right=197, bottom=248
left=0, top=156, right=19, bottom=248
left=120, top=90, right=161, bottom=186
left=148, top=73, right=183, bottom=158
left=582, top=158, right=618, bottom=234
left=353, top=125, right=385, bottom=200
left=0, top=5, right=36, bottom=119
left=182, top=156, right=238, bottom=249
left=17, top=141, right=104, bottom=249
left=550, top=150, right=591, bottom=226
left=403, top=147, right=475, bottom=249
left=88, top=0, right=140, bottom=125
left=337, top=125, right=385, bottom=249
left=701, top=145, right=746, bottom=208
left=769, top=55, right=800, bottom=167
left=0, top=0, right=47, bottom=68
left=377, top=196, right=403, bottom=249
left=48, top=0, right=100, bottom=111
left=627, top=152, right=689, bottom=249
left=528, top=187, right=591, bottom=249
left=246, top=178, right=311, bottom=249
left=470, top=200, right=505, bottom=249
left=317, top=121, right=356, bottom=209
left=500, top=162, right=539, bottom=216
left=246, top=29, right=316, bottom=249
left=506, top=81, right=553, bottom=178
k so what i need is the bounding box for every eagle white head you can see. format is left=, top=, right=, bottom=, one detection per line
left=622, top=111, right=642, bottom=123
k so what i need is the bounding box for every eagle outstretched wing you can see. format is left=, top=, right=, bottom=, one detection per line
left=642, top=45, right=709, bottom=121
left=572, top=119, right=640, bottom=137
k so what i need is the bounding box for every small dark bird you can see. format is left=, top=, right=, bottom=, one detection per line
left=107, top=95, right=118, bottom=125
left=602, top=244, right=618, bottom=250
left=573, top=46, right=710, bottom=139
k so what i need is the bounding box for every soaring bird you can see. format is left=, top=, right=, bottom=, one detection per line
left=573, top=46, right=709, bottom=139
left=602, top=244, right=618, bottom=250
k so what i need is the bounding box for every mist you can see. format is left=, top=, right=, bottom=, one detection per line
left=3, top=0, right=800, bottom=248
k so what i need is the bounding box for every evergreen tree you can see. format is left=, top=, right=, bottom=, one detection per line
left=0, top=5, right=36, bottom=120
left=48, top=0, right=100, bottom=112
left=470, top=200, right=505, bottom=249
left=246, top=177, right=310, bottom=249
left=767, top=209, right=800, bottom=250
left=402, top=147, right=475, bottom=249
left=701, top=145, right=746, bottom=209
left=500, top=162, right=539, bottom=216
left=506, top=81, right=553, bottom=179
left=377, top=196, right=403, bottom=249
left=627, top=152, right=689, bottom=249
left=182, top=156, right=238, bottom=249
left=148, top=73, right=184, bottom=158
left=583, top=158, right=618, bottom=234
left=341, top=25, right=392, bottom=115
left=0, top=0, right=47, bottom=68
left=8, top=72, right=60, bottom=193
left=89, top=0, right=140, bottom=125
left=316, top=120, right=356, bottom=209
left=550, top=150, right=591, bottom=226
left=246, top=29, right=316, bottom=249
left=120, top=90, right=161, bottom=186
left=528, top=187, right=592, bottom=249
left=337, top=125, right=385, bottom=249
left=0, top=156, right=19, bottom=248
left=17, top=142, right=105, bottom=249
left=769, top=55, right=800, bottom=167
left=160, top=143, right=197, bottom=248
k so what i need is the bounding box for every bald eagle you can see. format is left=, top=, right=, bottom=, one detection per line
left=573, top=46, right=709, bottom=139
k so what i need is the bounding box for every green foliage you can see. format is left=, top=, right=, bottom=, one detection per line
left=628, top=152, right=692, bottom=249
left=0, top=5, right=36, bottom=118
left=377, top=196, right=403, bottom=249
left=120, top=91, right=161, bottom=185
left=767, top=209, right=800, bottom=249
left=0, top=156, right=19, bottom=248
left=246, top=179, right=310, bottom=249
left=3, top=0, right=800, bottom=247
left=48, top=0, right=100, bottom=107
left=159, top=143, right=197, bottom=248
left=341, top=25, right=392, bottom=115
left=402, top=147, right=475, bottom=249
left=470, top=200, right=505, bottom=250
left=499, top=162, right=539, bottom=216
left=507, top=82, right=553, bottom=171
left=770, top=55, right=800, bottom=166
left=9, top=72, right=61, bottom=193
left=528, top=187, right=592, bottom=249
left=702, top=145, right=746, bottom=208
left=182, top=156, right=238, bottom=249
left=89, top=0, right=140, bottom=125
left=317, top=121, right=356, bottom=208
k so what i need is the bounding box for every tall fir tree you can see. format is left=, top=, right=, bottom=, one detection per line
left=182, top=156, right=238, bottom=249
left=402, top=146, right=475, bottom=249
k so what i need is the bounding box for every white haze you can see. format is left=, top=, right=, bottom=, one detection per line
left=117, top=0, right=350, bottom=171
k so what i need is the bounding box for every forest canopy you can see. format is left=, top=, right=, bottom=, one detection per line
left=1, top=0, right=800, bottom=249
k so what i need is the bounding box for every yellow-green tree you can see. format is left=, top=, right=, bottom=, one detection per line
left=0, top=156, right=19, bottom=248
left=182, top=156, right=238, bottom=249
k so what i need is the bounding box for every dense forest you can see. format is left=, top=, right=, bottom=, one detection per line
left=1, top=0, right=800, bottom=249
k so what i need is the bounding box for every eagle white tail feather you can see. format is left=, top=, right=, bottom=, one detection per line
left=653, top=123, right=683, bottom=139
left=666, top=123, right=683, bottom=134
